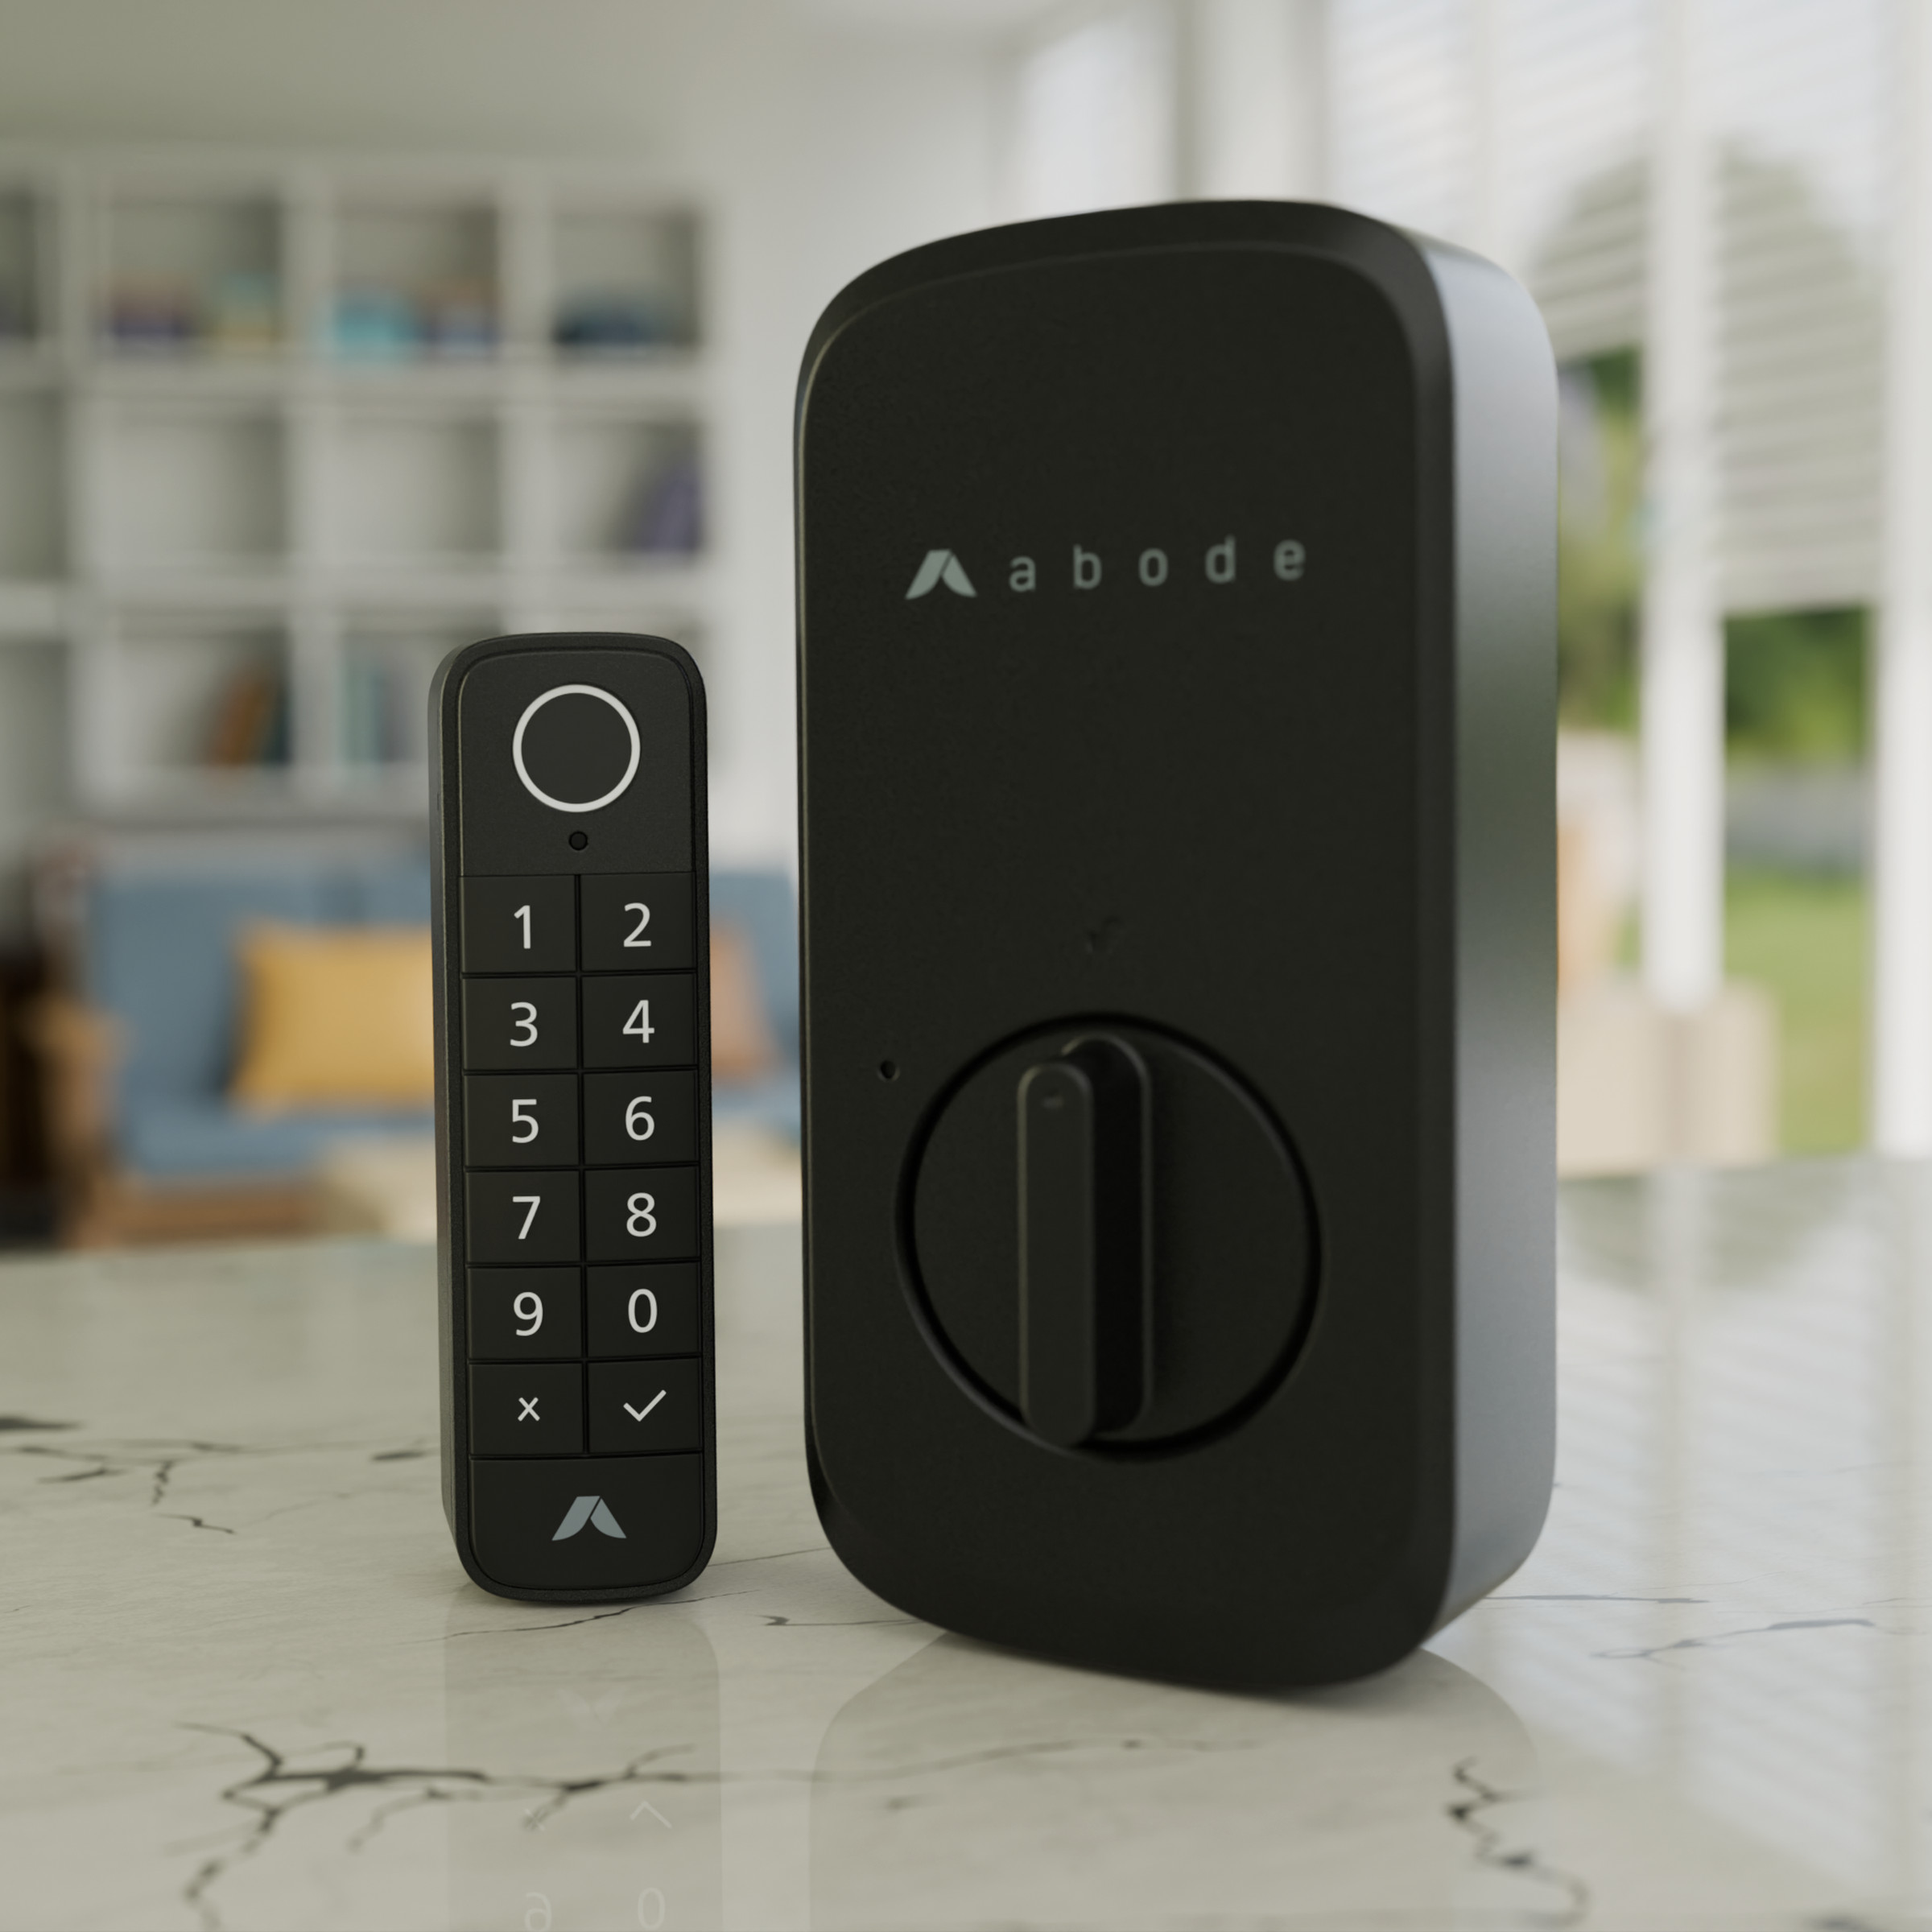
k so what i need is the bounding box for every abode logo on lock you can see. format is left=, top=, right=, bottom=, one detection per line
left=904, top=537, right=1306, bottom=601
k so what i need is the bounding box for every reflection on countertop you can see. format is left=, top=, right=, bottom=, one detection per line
left=4, top=1164, right=1932, bottom=1928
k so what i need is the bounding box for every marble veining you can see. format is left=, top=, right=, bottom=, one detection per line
left=6, top=1171, right=1932, bottom=1927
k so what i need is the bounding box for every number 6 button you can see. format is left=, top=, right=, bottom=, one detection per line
left=585, top=1168, right=700, bottom=1261
left=584, top=1070, right=696, bottom=1165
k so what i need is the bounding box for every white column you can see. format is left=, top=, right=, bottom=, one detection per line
left=1641, top=0, right=1726, bottom=1016
left=1188, top=0, right=1327, bottom=202
left=1872, top=0, right=1932, bottom=1154
left=1468, top=0, right=1505, bottom=266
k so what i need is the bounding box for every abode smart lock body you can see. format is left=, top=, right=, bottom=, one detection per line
left=796, top=203, right=1557, bottom=1686
left=432, top=633, right=715, bottom=1602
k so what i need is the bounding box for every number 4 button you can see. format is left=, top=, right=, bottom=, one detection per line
left=582, top=976, right=696, bottom=1068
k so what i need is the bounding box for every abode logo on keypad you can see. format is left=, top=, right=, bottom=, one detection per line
left=904, top=537, right=1308, bottom=601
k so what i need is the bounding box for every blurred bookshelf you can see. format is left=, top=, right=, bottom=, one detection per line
left=0, top=151, right=711, bottom=815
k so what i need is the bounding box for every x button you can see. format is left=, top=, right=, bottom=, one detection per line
left=470, top=1364, right=582, bottom=1456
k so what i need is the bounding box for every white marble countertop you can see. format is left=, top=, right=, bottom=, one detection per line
left=5, top=1160, right=1932, bottom=1930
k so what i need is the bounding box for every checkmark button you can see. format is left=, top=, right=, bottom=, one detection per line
left=590, top=1357, right=701, bottom=1455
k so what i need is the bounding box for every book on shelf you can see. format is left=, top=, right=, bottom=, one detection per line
left=204, top=661, right=289, bottom=769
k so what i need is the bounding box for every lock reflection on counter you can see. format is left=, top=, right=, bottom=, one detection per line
left=444, top=1604, right=720, bottom=1930
left=812, top=1636, right=1551, bottom=1928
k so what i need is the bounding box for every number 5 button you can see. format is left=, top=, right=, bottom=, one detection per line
left=582, top=975, right=696, bottom=1067
left=464, top=1074, right=580, bottom=1166
left=584, top=1070, right=696, bottom=1165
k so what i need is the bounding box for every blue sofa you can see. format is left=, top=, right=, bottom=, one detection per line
left=70, top=843, right=798, bottom=1186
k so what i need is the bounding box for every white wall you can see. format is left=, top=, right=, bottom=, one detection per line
left=0, top=0, right=1012, bottom=873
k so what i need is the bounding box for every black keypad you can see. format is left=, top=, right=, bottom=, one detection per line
left=584, top=1070, right=697, bottom=1166
left=584, top=1166, right=700, bottom=1262
left=468, top=1170, right=582, bottom=1264
left=443, top=645, right=711, bottom=1601
left=469, top=1268, right=582, bottom=1359
left=588, top=1263, right=700, bottom=1358
left=464, top=978, right=579, bottom=1071
left=464, top=1074, right=580, bottom=1166
left=463, top=876, right=576, bottom=972
left=589, top=1358, right=703, bottom=1454
left=470, top=1364, right=584, bottom=1455
left=582, top=974, right=696, bottom=1068
left=580, top=873, right=695, bottom=972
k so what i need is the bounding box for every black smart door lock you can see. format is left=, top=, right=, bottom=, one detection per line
left=432, top=632, right=715, bottom=1603
left=795, top=202, right=1556, bottom=1686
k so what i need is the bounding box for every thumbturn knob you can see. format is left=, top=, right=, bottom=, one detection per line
left=1017, top=1036, right=1152, bottom=1448
left=911, top=1019, right=1315, bottom=1451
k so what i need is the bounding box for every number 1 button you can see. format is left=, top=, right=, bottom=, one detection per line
left=462, top=877, right=575, bottom=972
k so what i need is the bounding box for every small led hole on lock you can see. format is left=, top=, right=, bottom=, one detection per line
left=568, top=831, right=588, bottom=850
left=878, top=1060, right=899, bottom=1081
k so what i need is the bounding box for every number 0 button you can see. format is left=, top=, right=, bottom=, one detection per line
left=582, top=975, right=696, bottom=1068
left=468, top=1172, right=582, bottom=1264
left=585, top=1168, right=700, bottom=1261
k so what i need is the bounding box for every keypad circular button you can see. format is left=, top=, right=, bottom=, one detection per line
left=512, top=683, right=641, bottom=813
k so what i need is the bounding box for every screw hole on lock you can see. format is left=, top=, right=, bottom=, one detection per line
left=878, top=1060, right=899, bottom=1082
left=568, top=830, right=588, bottom=850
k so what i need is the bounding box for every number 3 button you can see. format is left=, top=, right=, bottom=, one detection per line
left=585, top=1168, right=700, bottom=1261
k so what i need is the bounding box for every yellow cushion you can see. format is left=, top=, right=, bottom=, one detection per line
left=230, top=924, right=434, bottom=1112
